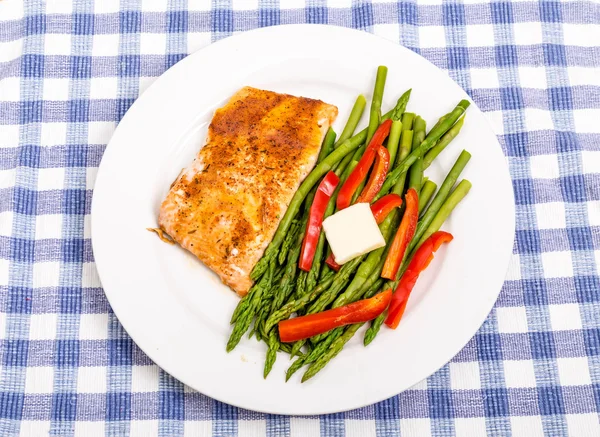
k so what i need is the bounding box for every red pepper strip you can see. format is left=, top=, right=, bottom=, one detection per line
left=279, top=289, right=392, bottom=342
left=299, top=171, right=340, bottom=271
left=385, top=231, right=453, bottom=329
left=381, top=188, right=419, bottom=280
left=337, top=119, right=393, bottom=210
left=370, top=194, right=403, bottom=224
left=325, top=252, right=341, bottom=271
left=356, top=146, right=390, bottom=204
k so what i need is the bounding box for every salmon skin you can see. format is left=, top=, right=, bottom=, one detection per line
left=158, top=86, right=338, bottom=296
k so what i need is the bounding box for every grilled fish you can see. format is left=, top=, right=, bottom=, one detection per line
left=158, top=86, right=338, bottom=296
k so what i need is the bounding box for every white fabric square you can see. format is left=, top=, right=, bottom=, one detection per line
left=541, top=252, right=573, bottom=278
left=32, top=262, right=60, bottom=288
left=524, top=108, right=554, bottom=132
left=88, top=121, right=115, bottom=145
left=566, top=413, right=600, bottom=437
left=0, top=1, right=23, bottom=20
left=238, top=420, right=267, bottom=436
left=20, top=422, right=50, bottom=437
left=511, top=416, right=544, bottom=437
left=74, top=422, right=105, bottom=437
left=37, top=167, right=65, bottom=191
left=44, top=34, right=72, bottom=56
left=449, top=361, right=481, bottom=390
left=86, top=167, right=98, bottom=190
left=535, top=202, right=566, bottom=230
left=131, top=365, right=160, bottom=393
left=345, top=420, right=376, bottom=437
left=455, top=418, right=487, bottom=437
left=503, top=360, right=537, bottom=388
left=373, top=24, right=400, bottom=44
left=0, top=211, right=13, bottom=237
left=581, top=151, right=600, bottom=175
left=140, top=33, right=167, bottom=55
left=470, top=68, right=499, bottom=89
left=131, top=420, right=159, bottom=437
left=574, top=109, right=600, bottom=134
left=187, top=1, right=212, bottom=11
left=43, top=78, right=70, bottom=101
left=77, top=366, right=107, bottom=393
left=40, top=122, right=67, bottom=147
left=549, top=303, right=582, bottom=331
left=557, top=357, right=592, bottom=386
left=563, top=24, right=600, bottom=48
left=505, top=254, right=522, bottom=281
left=0, top=169, right=16, bottom=190
left=465, top=24, right=495, bottom=47
left=29, top=313, right=57, bottom=340
left=184, top=421, right=212, bottom=437
left=567, top=66, right=600, bottom=87
left=530, top=154, right=559, bottom=179
left=496, top=306, right=529, bottom=333
left=415, top=0, right=442, bottom=4
left=0, top=77, right=21, bottom=101
left=187, top=32, right=212, bottom=54
left=326, top=0, right=353, bottom=8
left=84, top=215, right=92, bottom=239
left=92, top=34, right=120, bottom=57
left=419, top=26, right=446, bottom=49
left=409, top=378, right=429, bottom=391
left=233, top=0, right=260, bottom=10
left=513, top=22, right=543, bottom=45
left=25, top=367, right=54, bottom=394
left=82, top=262, right=101, bottom=288
left=518, top=66, right=547, bottom=89
left=290, top=418, right=320, bottom=437
left=588, top=201, right=600, bottom=226
left=400, top=418, right=431, bottom=437
left=79, top=313, right=109, bottom=340
left=0, top=125, right=19, bottom=148
left=45, top=0, right=72, bottom=14
left=89, top=77, right=118, bottom=100
left=140, top=0, right=168, bottom=12
left=94, top=0, right=120, bottom=14
left=36, top=214, right=63, bottom=240
left=0, top=39, right=22, bottom=63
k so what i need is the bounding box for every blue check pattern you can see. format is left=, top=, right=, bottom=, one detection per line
left=0, top=0, right=599, bottom=436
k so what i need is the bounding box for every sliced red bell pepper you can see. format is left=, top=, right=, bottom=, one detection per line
left=299, top=171, right=340, bottom=271
left=381, top=188, right=419, bottom=280
left=279, top=289, right=392, bottom=342
left=325, top=252, right=341, bottom=271
left=356, top=146, right=390, bottom=204
left=337, top=119, right=393, bottom=210
left=385, top=231, right=453, bottom=329
left=370, top=194, right=403, bottom=224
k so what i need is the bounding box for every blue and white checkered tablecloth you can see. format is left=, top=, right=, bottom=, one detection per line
left=0, top=0, right=599, bottom=436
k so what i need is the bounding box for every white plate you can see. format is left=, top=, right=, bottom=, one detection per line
left=91, top=24, right=515, bottom=415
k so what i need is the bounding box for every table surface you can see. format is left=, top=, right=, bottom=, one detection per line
left=0, top=1, right=599, bottom=436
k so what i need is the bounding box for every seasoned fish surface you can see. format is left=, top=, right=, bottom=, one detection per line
left=158, top=87, right=338, bottom=296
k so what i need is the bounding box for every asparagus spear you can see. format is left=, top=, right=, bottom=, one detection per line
left=418, top=180, right=437, bottom=214
left=336, top=95, right=367, bottom=147
left=366, top=66, right=388, bottom=145
left=386, top=120, right=403, bottom=169
left=423, top=116, right=465, bottom=170
left=408, top=116, right=427, bottom=194
left=376, top=100, right=470, bottom=199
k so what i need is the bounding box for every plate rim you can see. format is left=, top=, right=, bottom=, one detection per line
left=91, top=23, right=516, bottom=415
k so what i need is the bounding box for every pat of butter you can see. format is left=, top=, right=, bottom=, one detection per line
left=322, top=203, right=385, bottom=265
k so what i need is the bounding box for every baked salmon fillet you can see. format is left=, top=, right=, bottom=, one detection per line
left=158, top=86, right=338, bottom=296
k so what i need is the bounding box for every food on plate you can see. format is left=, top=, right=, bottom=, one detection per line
left=153, top=65, right=473, bottom=382
left=157, top=86, right=338, bottom=296
left=321, top=203, right=385, bottom=265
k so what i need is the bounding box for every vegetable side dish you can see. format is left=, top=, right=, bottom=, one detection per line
left=154, top=67, right=472, bottom=382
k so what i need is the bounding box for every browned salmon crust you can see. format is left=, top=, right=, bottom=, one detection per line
left=158, top=86, right=338, bottom=296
